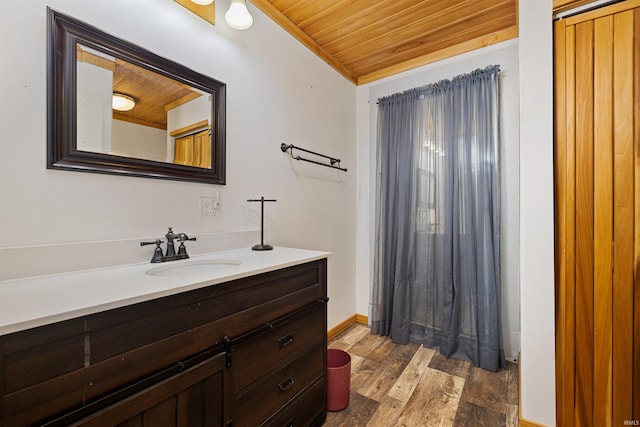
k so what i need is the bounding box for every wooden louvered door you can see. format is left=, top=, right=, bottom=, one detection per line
left=554, top=1, right=640, bottom=426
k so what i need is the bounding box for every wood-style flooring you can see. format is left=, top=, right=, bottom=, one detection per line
left=325, top=324, right=519, bottom=427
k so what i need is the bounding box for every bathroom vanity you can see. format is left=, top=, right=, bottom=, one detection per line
left=0, top=247, right=328, bottom=427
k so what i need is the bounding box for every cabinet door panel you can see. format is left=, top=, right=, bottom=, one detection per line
left=73, top=352, right=228, bottom=427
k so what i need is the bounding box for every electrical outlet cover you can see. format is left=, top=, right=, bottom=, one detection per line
left=200, top=196, right=217, bottom=218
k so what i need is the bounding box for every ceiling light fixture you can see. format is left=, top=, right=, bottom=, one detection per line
left=112, top=93, right=136, bottom=111
left=190, top=0, right=214, bottom=5
left=225, top=0, right=253, bottom=30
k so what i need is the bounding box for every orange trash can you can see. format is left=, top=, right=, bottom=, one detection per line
left=327, top=349, right=351, bottom=411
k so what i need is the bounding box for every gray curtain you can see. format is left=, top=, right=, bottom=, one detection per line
left=371, top=65, right=505, bottom=372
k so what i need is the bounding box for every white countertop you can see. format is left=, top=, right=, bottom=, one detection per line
left=0, top=247, right=330, bottom=336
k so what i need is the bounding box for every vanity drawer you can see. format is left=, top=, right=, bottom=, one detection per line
left=263, top=377, right=326, bottom=427
left=231, top=301, right=325, bottom=392
left=231, top=342, right=324, bottom=427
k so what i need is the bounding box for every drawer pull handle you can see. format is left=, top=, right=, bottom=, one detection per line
left=278, top=375, right=294, bottom=392
left=278, top=332, right=295, bottom=349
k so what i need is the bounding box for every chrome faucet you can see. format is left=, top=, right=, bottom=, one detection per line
left=140, top=227, right=197, bottom=263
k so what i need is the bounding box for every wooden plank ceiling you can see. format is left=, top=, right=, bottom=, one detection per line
left=249, top=0, right=518, bottom=85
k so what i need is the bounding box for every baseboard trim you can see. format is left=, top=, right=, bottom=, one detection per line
left=327, top=314, right=369, bottom=341
left=519, top=418, right=548, bottom=427
left=355, top=314, right=369, bottom=325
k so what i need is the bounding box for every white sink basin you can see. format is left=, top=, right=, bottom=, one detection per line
left=145, top=259, right=242, bottom=278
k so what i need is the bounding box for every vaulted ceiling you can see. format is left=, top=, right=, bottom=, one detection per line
left=249, top=0, right=519, bottom=85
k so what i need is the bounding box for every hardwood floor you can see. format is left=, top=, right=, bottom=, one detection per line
left=325, top=324, right=519, bottom=426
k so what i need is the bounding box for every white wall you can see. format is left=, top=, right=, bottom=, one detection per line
left=111, top=120, right=166, bottom=162
left=518, top=0, right=556, bottom=425
left=77, top=61, right=114, bottom=154
left=356, top=40, right=521, bottom=362
left=0, top=0, right=357, bottom=331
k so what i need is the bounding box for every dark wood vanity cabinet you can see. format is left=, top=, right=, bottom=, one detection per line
left=0, top=258, right=328, bottom=427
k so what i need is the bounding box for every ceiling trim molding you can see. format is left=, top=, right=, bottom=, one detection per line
left=357, top=25, right=518, bottom=85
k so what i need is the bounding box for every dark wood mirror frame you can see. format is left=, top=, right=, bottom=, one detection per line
left=47, top=8, right=226, bottom=185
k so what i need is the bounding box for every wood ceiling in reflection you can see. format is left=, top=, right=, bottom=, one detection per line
left=249, top=0, right=518, bottom=85
left=112, top=59, right=202, bottom=130
left=78, top=46, right=203, bottom=130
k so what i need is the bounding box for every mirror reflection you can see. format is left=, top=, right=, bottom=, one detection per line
left=47, top=8, right=226, bottom=184
left=76, top=44, right=212, bottom=169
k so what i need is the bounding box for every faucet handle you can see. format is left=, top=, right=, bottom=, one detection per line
left=140, top=239, right=163, bottom=247
left=177, top=233, right=197, bottom=242
left=140, top=239, right=164, bottom=263
left=176, top=233, right=196, bottom=258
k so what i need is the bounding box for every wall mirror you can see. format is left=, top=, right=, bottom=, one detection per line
left=47, top=8, right=226, bottom=184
